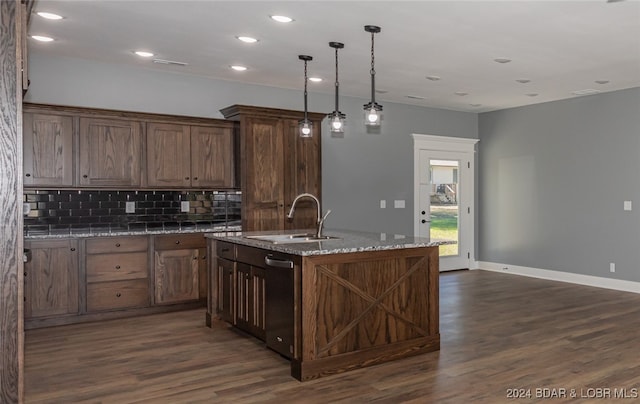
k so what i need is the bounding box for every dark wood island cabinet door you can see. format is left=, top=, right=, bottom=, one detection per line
left=23, top=112, right=74, bottom=187
left=78, top=117, right=142, bottom=187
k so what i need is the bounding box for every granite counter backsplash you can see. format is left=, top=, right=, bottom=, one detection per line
left=24, top=189, right=241, bottom=236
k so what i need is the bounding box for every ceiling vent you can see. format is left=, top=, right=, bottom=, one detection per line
left=571, top=89, right=601, bottom=96
left=152, top=59, right=188, bottom=66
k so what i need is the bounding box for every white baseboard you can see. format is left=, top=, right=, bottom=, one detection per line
left=474, top=261, right=640, bottom=294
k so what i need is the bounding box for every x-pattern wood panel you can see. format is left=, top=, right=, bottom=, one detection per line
left=314, top=255, right=429, bottom=357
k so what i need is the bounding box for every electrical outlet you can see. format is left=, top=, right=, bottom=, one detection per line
left=181, top=201, right=190, bottom=213
left=610, top=263, right=616, bottom=273
left=380, top=200, right=386, bottom=209
left=125, top=201, right=135, bottom=213
left=394, top=200, right=405, bottom=209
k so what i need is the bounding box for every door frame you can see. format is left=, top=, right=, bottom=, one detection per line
left=412, top=134, right=479, bottom=270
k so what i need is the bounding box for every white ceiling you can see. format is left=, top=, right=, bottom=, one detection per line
left=29, top=0, right=640, bottom=113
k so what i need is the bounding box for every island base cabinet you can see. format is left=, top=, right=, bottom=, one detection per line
left=294, top=247, right=440, bottom=380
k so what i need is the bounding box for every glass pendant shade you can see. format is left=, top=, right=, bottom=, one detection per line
left=299, top=119, right=313, bottom=138
left=327, top=42, right=346, bottom=136
left=363, top=25, right=382, bottom=128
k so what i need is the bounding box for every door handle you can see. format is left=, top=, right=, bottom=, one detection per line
left=264, top=255, right=294, bottom=269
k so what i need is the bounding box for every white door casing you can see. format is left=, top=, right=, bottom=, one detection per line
left=412, top=134, right=478, bottom=271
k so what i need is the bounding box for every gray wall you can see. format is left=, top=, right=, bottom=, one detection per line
left=25, top=53, right=478, bottom=235
left=478, top=87, right=640, bottom=282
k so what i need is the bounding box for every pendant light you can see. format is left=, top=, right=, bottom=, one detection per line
left=363, top=25, right=382, bottom=127
left=327, top=42, right=346, bottom=136
left=298, top=55, right=313, bottom=138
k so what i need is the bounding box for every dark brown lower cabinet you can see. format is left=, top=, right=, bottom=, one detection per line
left=235, top=262, right=266, bottom=340
left=24, top=239, right=79, bottom=319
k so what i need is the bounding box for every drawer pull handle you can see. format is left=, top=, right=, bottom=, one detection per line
left=116, top=292, right=122, bottom=298
left=115, top=265, right=121, bottom=270
left=221, top=248, right=230, bottom=252
left=115, top=243, right=121, bottom=247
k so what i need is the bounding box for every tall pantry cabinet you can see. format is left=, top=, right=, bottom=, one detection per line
left=220, top=105, right=324, bottom=232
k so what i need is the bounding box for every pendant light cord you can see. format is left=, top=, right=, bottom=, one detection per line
left=334, top=47, right=340, bottom=111
left=303, top=59, right=309, bottom=121
left=370, top=31, right=376, bottom=104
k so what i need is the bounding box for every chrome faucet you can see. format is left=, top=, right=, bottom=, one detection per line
left=287, top=193, right=332, bottom=238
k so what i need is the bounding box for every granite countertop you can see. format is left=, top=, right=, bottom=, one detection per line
left=25, top=225, right=242, bottom=240
left=205, top=228, right=454, bottom=256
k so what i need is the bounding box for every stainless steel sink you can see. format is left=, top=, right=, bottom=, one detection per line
left=244, top=233, right=340, bottom=244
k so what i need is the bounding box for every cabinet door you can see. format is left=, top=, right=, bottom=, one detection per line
left=23, top=112, right=74, bottom=187
left=154, top=248, right=200, bottom=304
left=218, top=258, right=234, bottom=323
left=283, top=118, right=322, bottom=230
left=146, top=122, right=191, bottom=187
left=250, top=266, right=266, bottom=340
left=191, top=125, right=234, bottom=188
left=78, top=117, right=142, bottom=186
left=235, top=262, right=252, bottom=332
left=24, top=239, right=79, bottom=319
left=243, top=117, right=285, bottom=231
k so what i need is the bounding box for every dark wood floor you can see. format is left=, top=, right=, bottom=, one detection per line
left=25, top=270, right=640, bottom=403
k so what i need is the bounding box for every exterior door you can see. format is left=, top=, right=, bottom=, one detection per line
left=413, top=135, right=478, bottom=271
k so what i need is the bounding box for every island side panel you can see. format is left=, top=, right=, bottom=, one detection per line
left=295, top=247, right=440, bottom=380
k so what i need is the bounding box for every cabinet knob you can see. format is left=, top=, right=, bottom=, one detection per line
left=82, top=174, right=88, bottom=178
left=115, top=265, right=121, bottom=270
left=25, top=173, right=31, bottom=177
left=24, top=272, right=27, bottom=277
left=70, top=248, right=76, bottom=251
left=193, top=177, right=198, bottom=181
left=276, top=336, right=283, bottom=342
left=115, top=243, right=121, bottom=247
left=421, top=219, right=427, bottom=223
left=421, top=210, right=426, bottom=215
left=193, top=256, right=198, bottom=260
left=202, top=256, right=206, bottom=260
left=116, top=292, right=122, bottom=298
left=175, top=240, right=180, bottom=245
left=185, top=177, right=190, bottom=180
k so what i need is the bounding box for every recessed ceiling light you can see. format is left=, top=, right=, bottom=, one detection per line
left=494, top=57, right=512, bottom=64
left=572, top=89, right=601, bottom=96
left=406, top=95, right=426, bottom=100
left=270, top=15, right=293, bottom=23
left=525, top=93, right=539, bottom=97
left=36, top=11, right=63, bottom=20
left=595, top=80, right=610, bottom=85
left=516, top=79, right=531, bottom=84
left=309, top=77, right=322, bottom=82
left=31, top=35, right=54, bottom=42
left=230, top=65, right=247, bottom=71
left=236, top=36, right=258, bottom=43
left=454, top=92, right=468, bottom=96
left=426, top=75, right=441, bottom=81
left=153, top=59, right=188, bottom=66
left=134, top=51, right=154, bottom=57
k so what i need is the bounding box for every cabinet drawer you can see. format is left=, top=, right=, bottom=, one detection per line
left=87, top=279, right=149, bottom=311
left=86, top=236, right=148, bottom=254
left=86, top=252, right=148, bottom=282
left=236, top=244, right=270, bottom=268
left=216, top=241, right=236, bottom=260
left=154, top=234, right=206, bottom=250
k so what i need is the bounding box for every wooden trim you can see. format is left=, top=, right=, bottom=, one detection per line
left=23, top=103, right=234, bottom=128
left=1, top=1, right=24, bottom=402
left=220, top=104, right=326, bottom=122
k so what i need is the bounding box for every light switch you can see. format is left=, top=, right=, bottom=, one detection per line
left=125, top=201, right=135, bottom=213
left=380, top=200, right=386, bottom=209
left=181, top=201, right=190, bottom=213
left=394, top=200, right=405, bottom=209
left=624, top=201, right=632, bottom=211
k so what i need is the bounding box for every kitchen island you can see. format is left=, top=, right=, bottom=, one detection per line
left=206, top=229, right=449, bottom=380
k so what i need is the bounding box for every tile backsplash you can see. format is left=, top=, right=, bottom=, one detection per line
left=23, top=189, right=241, bottom=235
